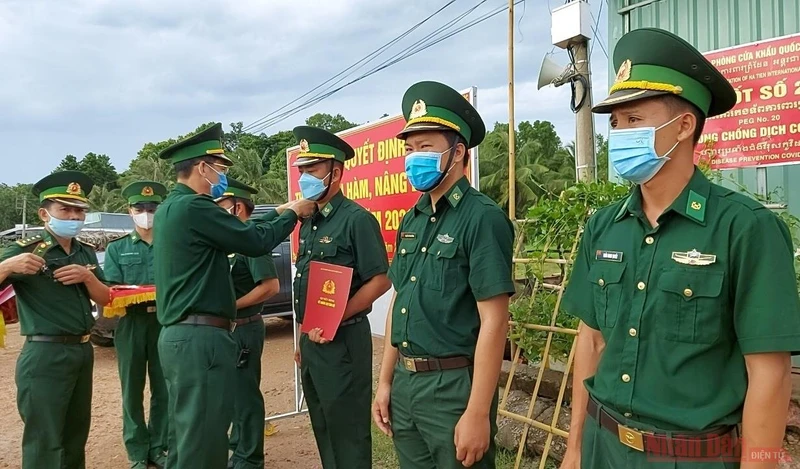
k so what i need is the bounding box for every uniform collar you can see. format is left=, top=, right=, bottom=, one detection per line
left=173, top=183, right=196, bottom=195
left=415, top=176, right=470, bottom=214
left=614, top=167, right=711, bottom=225
left=317, top=190, right=345, bottom=219
left=130, top=230, right=150, bottom=244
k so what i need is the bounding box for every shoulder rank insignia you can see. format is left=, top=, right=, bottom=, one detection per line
left=672, top=249, right=716, bottom=266
left=16, top=234, right=43, bottom=247
left=436, top=233, right=454, bottom=244
left=319, top=236, right=332, bottom=244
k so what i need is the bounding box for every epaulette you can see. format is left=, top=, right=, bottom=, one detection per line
left=15, top=234, right=42, bottom=248
left=107, top=233, right=131, bottom=244
left=77, top=239, right=97, bottom=250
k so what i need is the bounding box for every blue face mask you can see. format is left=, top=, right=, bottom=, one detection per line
left=298, top=172, right=331, bottom=201
left=46, top=212, right=84, bottom=238
left=203, top=165, right=228, bottom=199
left=608, top=115, right=681, bottom=185
left=405, top=147, right=454, bottom=192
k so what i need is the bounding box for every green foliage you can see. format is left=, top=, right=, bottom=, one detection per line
left=305, top=113, right=357, bottom=133
left=54, top=153, right=119, bottom=189
left=510, top=180, right=630, bottom=362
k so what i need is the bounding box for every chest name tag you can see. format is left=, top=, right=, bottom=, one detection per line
left=400, top=232, right=416, bottom=239
left=595, top=250, right=623, bottom=262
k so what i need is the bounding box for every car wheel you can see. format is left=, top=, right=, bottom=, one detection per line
left=90, top=332, right=114, bottom=347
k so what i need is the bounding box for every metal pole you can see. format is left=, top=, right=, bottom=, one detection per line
left=508, top=0, right=516, bottom=218
left=21, top=197, right=27, bottom=238
left=572, top=39, right=596, bottom=182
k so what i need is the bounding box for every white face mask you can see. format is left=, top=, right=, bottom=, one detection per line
left=132, top=212, right=154, bottom=230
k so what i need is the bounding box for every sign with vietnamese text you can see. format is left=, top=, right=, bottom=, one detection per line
left=698, top=33, right=800, bottom=169
left=286, top=88, right=478, bottom=264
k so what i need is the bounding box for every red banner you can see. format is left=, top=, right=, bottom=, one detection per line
left=697, top=33, right=800, bottom=169
left=286, top=88, right=477, bottom=264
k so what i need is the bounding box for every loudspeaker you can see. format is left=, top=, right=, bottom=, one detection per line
left=537, top=55, right=572, bottom=89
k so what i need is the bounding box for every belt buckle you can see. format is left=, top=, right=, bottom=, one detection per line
left=229, top=321, right=237, bottom=333
left=403, top=357, right=417, bottom=372
left=617, top=424, right=650, bottom=452
left=146, top=306, right=156, bottom=313
left=80, top=335, right=90, bottom=344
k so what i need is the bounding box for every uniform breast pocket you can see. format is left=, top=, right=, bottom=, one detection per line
left=657, top=269, right=725, bottom=344
left=422, top=239, right=460, bottom=292
left=587, top=262, right=626, bottom=329
left=118, top=255, right=143, bottom=281
left=315, top=242, right=338, bottom=260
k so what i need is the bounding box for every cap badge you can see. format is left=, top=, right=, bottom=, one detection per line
left=66, top=182, right=81, bottom=195
left=409, top=99, right=427, bottom=119
left=141, top=186, right=154, bottom=197
left=299, top=139, right=310, bottom=152
left=615, top=59, right=632, bottom=84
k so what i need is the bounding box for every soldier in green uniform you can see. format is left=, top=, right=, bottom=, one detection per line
left=153, top=123, right=316, bottom=469
left=103, top=180, right=169, bottom=469
left=287, top=125, right=390, bottom=468
left=215, top=177, right=280, bottom=469
left=372, top=81, right=516, bottom=469
left=0, top=170, right=110, bottom=469
left=559, top=28, right=800, bottom=469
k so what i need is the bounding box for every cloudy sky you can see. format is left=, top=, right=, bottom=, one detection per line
left=1, top=0, right=611, bottom=185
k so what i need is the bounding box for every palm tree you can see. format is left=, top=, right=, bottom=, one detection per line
left=88, top=185, right=126, bottom=213
left=227, top=148, right=288, bottom=204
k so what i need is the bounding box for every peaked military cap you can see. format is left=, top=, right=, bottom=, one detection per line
left=122, top=181, right=167, bottom=205
left=32, top=170, right=94, bottom=210
left=214, top=177, right=258, bottom=202
left=593, top=28, right=736, bottom=118
left=158, top=123, right=232, bottom=166
left=291, top=125, right=355, bottom=167
left=397, top=81, right=486, bottom=148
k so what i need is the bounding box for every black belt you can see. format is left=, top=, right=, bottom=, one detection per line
left=587, top=397, right=737, bottom=456
left=340, top=316, right=364, bottom=327
left=234, top=313, right=262, bottom=326
left=26, top=334, right=90, bottom=345
left=176, top=314, right=236, bottom=333
left=398, top=353, right=472, bottom=373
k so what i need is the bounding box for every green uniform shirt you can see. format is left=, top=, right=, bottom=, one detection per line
left=103, top=231, right=155, bottom=314
left=562, top=168, right=800, bottom=432
left=388, top=177, right=516, bottom=358
left=292, top=190, right=389, bottom=324
left=154, top=183, right=298, bottom=326
left=0, top=230, right=105, bottom=335
left=230, top=252, right=278, bottom=318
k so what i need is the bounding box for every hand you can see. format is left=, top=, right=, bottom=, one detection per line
left=454, top=409, right=491, bottom=467
left=53, top=264, right=93, bottom=285
left=307, top=327, right=330, bottom=344
left=289, top=199, right=317, bottom=219
left=275, top=201, right=293, bottom=214
left=294, top=347, right=301, bottom=367
left=1, top=253, right=45, bottom=275
left=559, top=448, right=581, bottom=469
left=372, top=382, right=393, bottom=437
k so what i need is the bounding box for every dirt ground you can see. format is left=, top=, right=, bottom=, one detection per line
left=0, top=318, right=385, bottom=469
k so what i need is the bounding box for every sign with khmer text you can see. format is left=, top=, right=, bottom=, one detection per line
left=697, top=33, right=800, bottom=169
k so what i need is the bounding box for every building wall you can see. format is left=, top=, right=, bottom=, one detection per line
left=608, top=0, right=800, bottom=365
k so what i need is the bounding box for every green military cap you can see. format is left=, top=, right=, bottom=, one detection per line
left=593, top=28, right=736, bottom=118
left=397, top=81, right=486, bottom=149
left=158, top=122, right=232, bottom=166
left=121, top=180, right=167, bottom=205
left=32, top=170, right=94, bottom=210
left=291, top=125, right=355, bottom=167
left=214, top=177, right=257, bottom=202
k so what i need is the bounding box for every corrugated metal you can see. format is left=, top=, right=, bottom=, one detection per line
left=608, top=0, right=800, bottom=210
left=608, top=0, right=800, bottom=363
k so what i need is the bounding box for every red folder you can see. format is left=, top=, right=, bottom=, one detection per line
left=301, top=261, right=353, bottom=341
